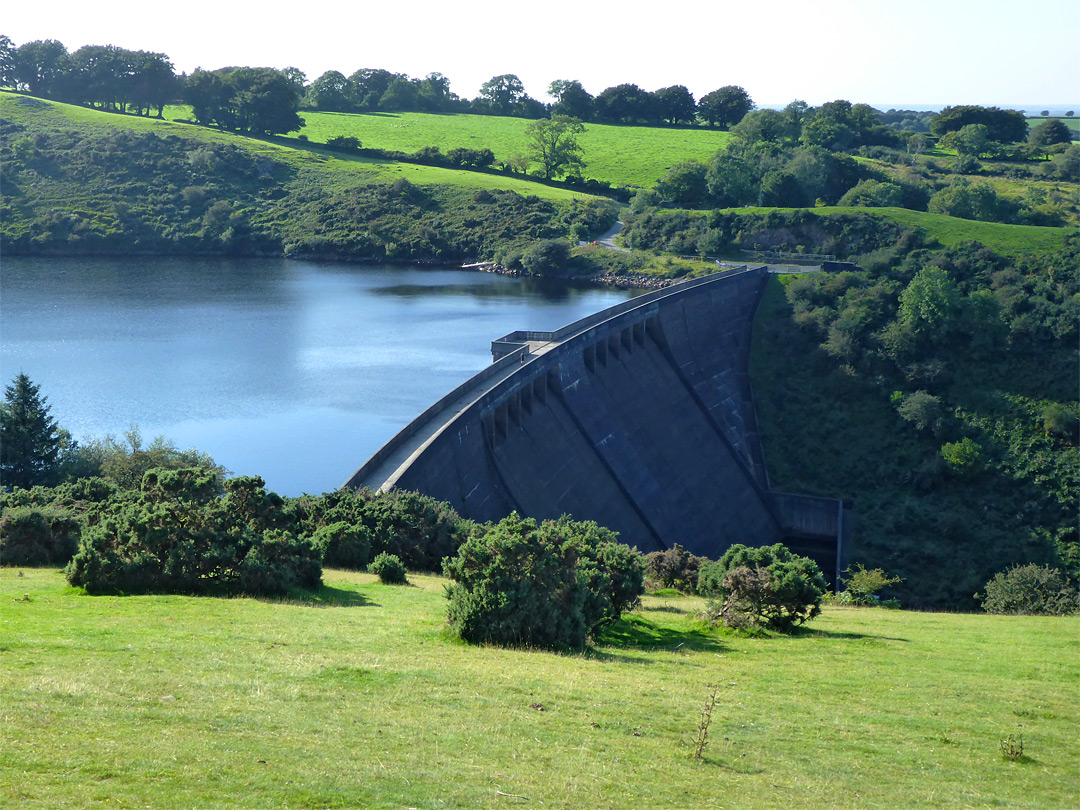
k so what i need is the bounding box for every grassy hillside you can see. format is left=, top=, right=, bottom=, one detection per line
left=620, top=205, right=1071, bottom=261
left=3, top=566, right=1077, bottom=810
left=164, top=106, right=732, bottom=189
left=0, top=93, right=614, bottom=262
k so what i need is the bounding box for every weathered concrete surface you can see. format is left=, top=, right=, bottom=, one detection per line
left=345, top=266, right=844, bottom=569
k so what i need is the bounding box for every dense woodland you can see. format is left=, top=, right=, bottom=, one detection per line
left=1, top=33, right=1077, bottom=610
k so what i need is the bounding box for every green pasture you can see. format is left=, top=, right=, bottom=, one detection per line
left=841, top=206, right=1074, bottom=256
left=1026, top=116, right=1079, bottom=137
left=2, top=94, right=588, bottom=204
left=732, top=205, right=1072, bottom=258
left=2, top=567, right=1076, bottom=810
left=164, top=105, right=731, bottom=189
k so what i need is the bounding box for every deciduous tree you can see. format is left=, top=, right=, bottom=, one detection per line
left=548, top=79, right=594, bottom=120
left=477, top=73, right=526, bottom=115
left=697, top=85, right=753, bottom=129
left=525, top=114, right=586, bottom=179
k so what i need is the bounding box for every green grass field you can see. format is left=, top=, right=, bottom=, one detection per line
left=162, top=106, right=731, bottom=189
left=2, top=567, right=1076, bottom=809
left=2, top=94, right=589, bottom=204
left=697, top=205, right=1072, bottom=259
left=1025, top=116, right=1080, bottom=138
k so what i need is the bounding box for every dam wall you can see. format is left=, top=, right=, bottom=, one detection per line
left=346, top=266, right=843, bottom=567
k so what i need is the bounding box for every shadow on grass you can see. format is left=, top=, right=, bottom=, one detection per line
left=271, top=583, right=376, bottom=608
left=591, top=614, right=726, bottom=660
left=795, top=626, right=910, bottom=643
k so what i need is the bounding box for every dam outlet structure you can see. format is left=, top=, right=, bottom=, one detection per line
left=344, top=266, right=848, bottom=582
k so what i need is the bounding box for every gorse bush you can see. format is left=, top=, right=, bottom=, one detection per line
left=704, top=543, right=827, bottom=632
left=645, top=544, right=704, bottom=592
left=0, top=504, right=80, bottom=565
left=442, top=512, right=644, bottom=649
left=290, top=487, right=472, bottom=572
left=370, top=551, right=408, bottom=584
left=311, top=520, right=371, bottom=570
left=979, top=564, right=1079, bottom=615
left=65, top=468, right=321, bottom=595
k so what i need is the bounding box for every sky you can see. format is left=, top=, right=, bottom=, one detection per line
left=3, top=0, right=1077, bottom=111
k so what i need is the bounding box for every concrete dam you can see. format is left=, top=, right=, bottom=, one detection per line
left=344, top=265, right=847, bottom=581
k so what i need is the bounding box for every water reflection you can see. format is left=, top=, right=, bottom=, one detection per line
left=1, top=256, right=636, bottom=495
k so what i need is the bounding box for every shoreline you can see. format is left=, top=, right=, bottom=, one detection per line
left=4, top=247, right=676, bottom=290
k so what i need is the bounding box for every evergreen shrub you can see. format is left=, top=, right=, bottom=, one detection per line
left=645, top=544, right=704, bottom=592
left=0, top=505, right=80, bottom=565
left=980, top=564, right=1079, bottom=615
left=370, top=551, right=408, bottom=585
left=312, top=520, right=371, bottom=570
left=703, top=543, right=828, bottom=631
left=442, top=513, right=644, bottom=649
left=65, top=468, right=321, bottom=595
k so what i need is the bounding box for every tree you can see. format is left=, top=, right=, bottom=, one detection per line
left=730, top=109, right=790, bottom=144
left=697, top=85, right=753, bottom=129
left=416, top=72, right=455, bottom=111
left=183, top=68, right=230, bottom=126
left=654, top=84, right=696, bottom=125
left=0, top=35, right=16, bottom=88
left=837, top=178, right=904, bottom=207
left=930, top=105, right=1028, bottom=143
left=928, top=178, right=1011, bottom=222
left=656, top=161, right=709, bottom=207
left=548, top=79, right=594, bottom=120
left=950, top=123, right=991, bottom=157
left=128, top=51, right=179, bottom=117
left=595, top=83, right=651, bottom=123
left=305, top=70, right=350, bottom=111
left=705, top=150, right=756, bottom=207
left=525, top=114, right=586, bottom=179
left=898, top=266, right=961, bottom=341
left=477, top=73, right=526, bottom=115
left=1028, top=118, right=1073, bottom=146
left=14, top=39, right=70, bottom=96
left=346, top=68, right=397, bottom=109
left=1, top=373, right=67, bottom=489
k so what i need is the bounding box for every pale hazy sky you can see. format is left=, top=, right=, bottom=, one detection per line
left=3, top=0, right=1077, bottom=109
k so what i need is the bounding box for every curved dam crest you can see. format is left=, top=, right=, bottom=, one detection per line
left=345, top=266, right=847, bottom=579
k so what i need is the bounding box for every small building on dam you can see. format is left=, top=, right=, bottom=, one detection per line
left=344, top=265, right=848, bottom=583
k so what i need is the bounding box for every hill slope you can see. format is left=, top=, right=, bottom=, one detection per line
left=1, top=93, right=615, bottom=262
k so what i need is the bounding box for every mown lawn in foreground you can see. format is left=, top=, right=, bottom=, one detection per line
left=1, top=567, right=1076, bottom=809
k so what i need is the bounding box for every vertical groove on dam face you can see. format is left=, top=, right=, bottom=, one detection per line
left=351, top=266, right=804, bottom=558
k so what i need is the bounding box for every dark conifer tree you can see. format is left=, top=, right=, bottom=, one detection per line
left=0, top=373, right=64, bottom=488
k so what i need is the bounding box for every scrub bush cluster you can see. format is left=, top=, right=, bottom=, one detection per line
left=442, top=513, right=645, bottom=649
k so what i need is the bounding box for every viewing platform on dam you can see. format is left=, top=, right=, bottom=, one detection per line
left=344, top=264, right=849, bottom=583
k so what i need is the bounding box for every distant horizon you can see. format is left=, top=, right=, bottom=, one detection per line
left=3, top=0, right=1077, bottom=109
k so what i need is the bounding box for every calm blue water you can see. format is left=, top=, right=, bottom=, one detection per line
left=1, top=257, right=637, bottom=495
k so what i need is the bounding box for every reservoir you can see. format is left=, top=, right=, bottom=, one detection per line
left=0, top=256, right=639, bottom=495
